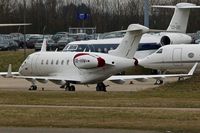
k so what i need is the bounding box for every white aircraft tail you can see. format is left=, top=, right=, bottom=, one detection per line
left=152, top=3, right=200, bottom=33
left=109, top=24, right=149, bottom=59
left=41, top=38, right=47, bottom=52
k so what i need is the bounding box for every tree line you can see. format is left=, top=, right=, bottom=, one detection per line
left=0, top=0, right=199, bottom=34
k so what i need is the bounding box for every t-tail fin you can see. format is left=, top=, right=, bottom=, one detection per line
left=108, top=24, right=149, bottom=59
left=152, top=3, right=200, bottom=33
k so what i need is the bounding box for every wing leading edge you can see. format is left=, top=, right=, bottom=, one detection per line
left=107, top=63, right=198, bottom=83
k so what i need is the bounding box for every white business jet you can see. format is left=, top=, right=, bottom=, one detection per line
left=0, top=24, right=197, bottom=91
left=139, top=44, right=200, bottom=72
left=64, top=3, right=200, bottom=60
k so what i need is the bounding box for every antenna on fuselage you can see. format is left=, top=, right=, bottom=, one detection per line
left=41, top=38, right=47, bottom=52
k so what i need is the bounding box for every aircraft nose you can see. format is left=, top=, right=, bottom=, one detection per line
left=18, top=64, right=28, bottom=75
left=18, top=65, right=24, bottom=75
left=138, top=58, right=148, bottom=67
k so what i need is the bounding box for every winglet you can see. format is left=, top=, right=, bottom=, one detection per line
left=6, top=64, right=13, bottom=78
left=188, top=63, right=198, bottom=76
left=41, top=38, right=47, bottom=52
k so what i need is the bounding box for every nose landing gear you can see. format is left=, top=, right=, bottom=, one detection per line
left=29, top=84, right=37, bottom=90
left=154, top=79, right=164, bottom=85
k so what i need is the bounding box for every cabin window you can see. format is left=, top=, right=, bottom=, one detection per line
left=67, top=60, right=70, bottom=65
left=156, top=49, right=163, bottom=54
left=51, top=60, right=54, bottom=65
left=104, top=48, right=108, bottom=53
left=67, top=45, right=78, bottom=51
left=46, top=60, right=49, bottom=65
left=97, top=48, right=102, bottom=52
left=41, top=60, right=44, bottom=65
left=61, top=60, right=64, bottom=65
left=56, top=60, right=59, bottom=65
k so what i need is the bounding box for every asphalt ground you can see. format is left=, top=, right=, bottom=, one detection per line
left=0, top=127, right=161, bottom=133
left=0, top=77, right=178, bottom=92
left=0, top=77, right=178, bottom=133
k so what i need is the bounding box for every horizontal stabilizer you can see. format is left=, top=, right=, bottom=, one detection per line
left=152, top=6, right=175, bottom=9
left=152, top=3, right=200, bottom=9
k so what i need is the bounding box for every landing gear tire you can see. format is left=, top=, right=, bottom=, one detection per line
left=154, top=80, right=163, bottom=85
left=178, top=77, right=184, bottom=81
left=29, top=85, right=37, bottom=91
left=65, top=84, right=76, bottom=91
left=70, top=85, right=75, bottom=91
left=96, top=82, right=107, bottom=92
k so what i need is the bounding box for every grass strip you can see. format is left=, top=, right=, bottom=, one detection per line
left=0, top=107, right=200, bottom=133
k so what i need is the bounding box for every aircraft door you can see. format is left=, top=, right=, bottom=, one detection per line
left=172, top=48, right=182, bottom=66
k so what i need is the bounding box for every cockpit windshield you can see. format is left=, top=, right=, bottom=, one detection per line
left=156, top=48, right=163, bottom=54
left=63, top=44, right=92, bottom=52
left=137, top=43, right=161, bottom=51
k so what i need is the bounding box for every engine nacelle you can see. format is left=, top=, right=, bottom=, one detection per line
left=73, top=53, right=105, bottom=69
left=37, top=79, right=48, bottom=84
left=50, top=80, right=66, bottom=85
left=160, top=33, right=192, bottom=46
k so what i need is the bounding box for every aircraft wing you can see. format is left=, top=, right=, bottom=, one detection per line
left=13, top=75, right=81, bottom=84
left=107, top=63, right=197, bottom=83
left=0, top=72, right=19, bottom=75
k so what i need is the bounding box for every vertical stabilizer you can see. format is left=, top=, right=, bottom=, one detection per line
left=108, top=24, right=149, bottom=59
left=152, top=3, right=200, bottom=33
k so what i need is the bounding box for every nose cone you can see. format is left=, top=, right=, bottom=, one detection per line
left=138, top=57, right=149, bottom=68
left=18, top=63, right=30, bottom=76
left=18, top=65, right=25, bottom=75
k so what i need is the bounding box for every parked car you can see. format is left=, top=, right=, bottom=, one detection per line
left=10, top=33, right=25, bottom=48
left=0, top=39, right=19, bottom=51
left=56, top=37, right=75, bottom=51
left=68, top=33, right=88, bottom=41
left=26, top=35, right=43, bottom=48
left=52, top=32, right=68, bottom=43
left=35, top=39, right=55, bottom=51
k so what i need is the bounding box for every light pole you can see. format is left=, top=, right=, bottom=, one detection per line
left=144, top=0, right=150, bottom=27
left=23, top=0, right=26, bottom=58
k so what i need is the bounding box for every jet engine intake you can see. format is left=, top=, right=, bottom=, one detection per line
left=160, top=36, right=171, bottom=46
left=160, top=33, right=192, bottom=46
